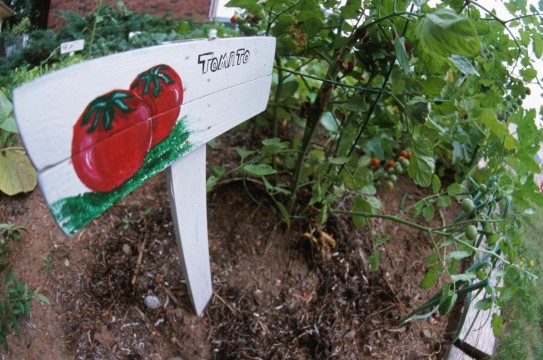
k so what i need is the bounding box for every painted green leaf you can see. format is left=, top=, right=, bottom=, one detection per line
left=416, top=8, right=481, bottom=58
left=395, top=36, right=410, bottom=76
left=0, top=148, right=37, bottom=196
left=243, top=164, right=277, bottom=176
left=408, top=136, right=435, bottom=187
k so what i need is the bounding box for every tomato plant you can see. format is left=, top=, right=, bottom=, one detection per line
left=71, top=90, right=153, bottom=192
left=130, top=64, right=183, bottom=147
left=226, top=0, right=543, bottom=341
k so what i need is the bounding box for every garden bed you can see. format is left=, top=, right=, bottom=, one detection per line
left=0, top=130, right=465, bottom=359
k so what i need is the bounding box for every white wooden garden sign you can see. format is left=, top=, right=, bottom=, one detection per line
left=13, top=37, right=276, bottom=315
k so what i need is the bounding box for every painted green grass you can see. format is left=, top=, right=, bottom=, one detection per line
left=51, top=118, right=193, bottom=235
left=493, top=207, right=543, bottom=360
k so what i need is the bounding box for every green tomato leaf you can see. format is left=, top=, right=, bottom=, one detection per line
left=279, top=77, right=299, bottom=99
left=449, top=55, right=480, bottom=76
left=0, top=91, right=13, bottom=120
left=406, top=96, right=430, bottom=124
left=0, top=117, right=18, bottom=133
left=408, top=136, right=435, bottom=187
left=416, top=8, right=481, bottom=58
left=491, top=313, right=503, bottom=336
left=421, top=266, right=440, bottom=288
left=474, top=298, right=492, bottom=311
left=302, top=16, right=323, bottom=38
left=243, top=164, right=277, bottom=176
left=479, top=109, right=518, bottom=150
left=447, top=183, right=464, bottom=196
left=533, top=35, right=543, bottom=59
left=320, top=112, right=340, bottom=133
left=437, top=195, right=452, bottom=208
left=431, top=174, right=441, bottom=194
left=395, top=36, right=410, bottom=76
left=353, top=196, right=371, bottom=228
left=0, top=148, right=37, bottom=196
left=236, top=147, right=256, bottom=160
left=422, top=204, right=435, bottom=222
left=447, top=250, right=472, bottom=260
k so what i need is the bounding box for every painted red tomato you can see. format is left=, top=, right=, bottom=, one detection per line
left=72, top=90, right=153, bottom=193
left=130, top=64, right=183, bottom=147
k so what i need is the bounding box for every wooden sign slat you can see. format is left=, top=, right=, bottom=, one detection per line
left=14, top=37, right=275, bottom=172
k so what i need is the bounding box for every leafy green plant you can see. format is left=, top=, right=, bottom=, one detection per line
left=0, top=90, right=36, bottom=196
left=0, top=223, right=50, bottom=350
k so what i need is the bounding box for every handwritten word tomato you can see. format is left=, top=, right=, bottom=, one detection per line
left=130, top=64, right=183, bottom=147
left=72, top=90, right=153, bottom=193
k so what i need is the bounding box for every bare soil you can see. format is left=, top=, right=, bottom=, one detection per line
left=0, top=131, right=460, bottom=360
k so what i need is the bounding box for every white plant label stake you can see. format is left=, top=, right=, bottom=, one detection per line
left=60, top=39, right=85, bottom=55
left=13, top=37, right=276, bottom=315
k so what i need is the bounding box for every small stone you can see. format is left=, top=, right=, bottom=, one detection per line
left=144, top=295, right=160, bottom=309
left=122, top=244, right=132, bottom=255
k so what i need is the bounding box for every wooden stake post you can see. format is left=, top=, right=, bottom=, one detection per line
left=13, top=37, right=276, bottom=315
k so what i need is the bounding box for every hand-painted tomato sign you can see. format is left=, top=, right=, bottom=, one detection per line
left=71, top=64, right=183, bottom=192
left=13, top=37, right=276, bottom=315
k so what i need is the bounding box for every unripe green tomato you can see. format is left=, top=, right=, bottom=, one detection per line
left=400, top=158, right=409, bottom=168
left=390, top=174, right=398, bottom=182
left=476, top=269, right=487, bottom=280
left=462, top=198, right=475, bottom=213
left=376, top=180, right=382, bottom=187
left=383, top=172, right=390, bottom=180
left=388, top=167, right=395, bottom=174
left=394, top=163, right=403, bottom=174
left=466, top=225, right=478, bottom=241
left=479, top=184, right=488, bottom=194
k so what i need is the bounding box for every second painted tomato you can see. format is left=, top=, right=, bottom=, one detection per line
left=130, top=64, right=183, bottom=147
left=72, top=90, right=153, bottom=193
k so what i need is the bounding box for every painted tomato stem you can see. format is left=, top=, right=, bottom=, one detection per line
left=81, top=92, right=135, bottom=133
